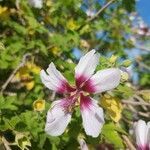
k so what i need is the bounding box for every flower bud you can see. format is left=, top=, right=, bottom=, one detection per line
left=33, top=99, right=45, bottom=112
left=121, top=71, right=129, bottom=82
left=122, top=60, right=132, bottom=67
left=109, top=55, right=118, bottom=63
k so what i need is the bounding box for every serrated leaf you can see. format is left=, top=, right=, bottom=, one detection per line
left=0, top=95, right=18, bottom=110
left=102, top=123, right=124, bottom=148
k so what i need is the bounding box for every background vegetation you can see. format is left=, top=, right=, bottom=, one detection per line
left=0, top=0, right=149, bottom=149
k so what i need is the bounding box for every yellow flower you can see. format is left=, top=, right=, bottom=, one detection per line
left=0, top=6, right=10, bottom=20
left=15, top=65, right=32, bottom=84
left=101, top=94, right=122, bottom=122
left=25, top=81, right=35, bottom=91
left=46, top=0, right=53, bottom=7
left=15, top=62, right=41, bottom=90
left=66, top=19, right=78, bottom=30
left=51, top=46, right=61, bottom=56
left=33, top=99, right=45, bottom=112
left=26, top=62, right=41, bottom=74
left=0, top=6, right=8, bottom=15
left=10, top=8, right=16, bottom=14
left=28, top=28, right=35, bottom=35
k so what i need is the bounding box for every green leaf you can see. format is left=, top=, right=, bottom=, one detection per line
left=0, top=95, right=18, bottom=110
left=102, top=123, right=124, bottom=148
left=35, top=40, right=48, bottom=55
left=115, top=85, right=134, bottom=98
left=5, top=21, right=27, bottom=35
left=38, top=134, right=47, bottom=149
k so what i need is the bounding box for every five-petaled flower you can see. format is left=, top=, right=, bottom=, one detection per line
left=40, top=49, right=121, bottom=137
left=134, top=120, right=150, bottom=150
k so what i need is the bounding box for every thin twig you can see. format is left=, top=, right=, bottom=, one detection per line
left=3, top=91, right=17, bottom=96
left=15, top=0, right=20, bottom=10
left=122, top=135, right=136, bottom=150
left=122, top=117, right=133, bottom=125
left=138, top=112, right=150, bottom=118
left=128, top=105, right=137, bottom=113
left=77, top=0, right=116, bottom=31
left=2, top=137, right=12, bottom=150
left=0, top=53, right=31, bottom=94
left=50, top=92, right=56, bottom=101
left=122, top=100, right=150, bottom=106
left=138, top=90, right=150, bottom=94
left=87, top=0, right=115, bottom=22
left=133, top=95, right=148, bottom=111
left=135, top=45, right=150, bottom=52
left=137, top=61, right=150, bottom=71
left=125, top=106, right=150, bottom=118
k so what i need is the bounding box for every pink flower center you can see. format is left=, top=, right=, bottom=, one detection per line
left=61, top=75, right=95, bottom=112
left=137, top=145, right=149, bottom=150
left=76, top=75, right=96, bottom=93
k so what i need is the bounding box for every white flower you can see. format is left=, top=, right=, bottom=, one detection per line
left=28, top=0, right=43, bottom=9
left=41, top=49, right=121, bottom=137
left=85, top=9, right=95, bottom=17
left=135, top=120, right=150, bottom=150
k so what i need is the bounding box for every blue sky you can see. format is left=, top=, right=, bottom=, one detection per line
left=136, top=0, right=150, bottom=26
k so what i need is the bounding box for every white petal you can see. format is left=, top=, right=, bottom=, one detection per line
left=146, top=121, right=150, bottom=148
left=45, top=100, right=71, bottom=136
left=88, top=68, right=121, bottom=93
left=80, top=95, right=104, bottom=137
left=135, top=120, right=147, bottom=147
left=75, top=49, right=100, bottom=86
left=40, top=70, right=58, bottom=91
left=46, top=63, right=67, bottom=82
left=28, top=0, right=43, bottom=8
left=40, top=62, right=74, bottom=93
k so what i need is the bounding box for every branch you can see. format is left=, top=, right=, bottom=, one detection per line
left=138, top=112, right=150, bottom=118
left=122, top=135, right=136, bottom=150
left=122, top=100, right=150, bottom=106
left=87, top=0, right=115, bottom=22
left=133, top=95, right=148, bottom=111
left=136, top=61, right=150, bottom=71
left=135, top=45, right=150, bottom=52
left=0, top=53, right=31, bottom=94
left=50, top=92, right=56, bottom=101
left=15, top=0, right=20, bottom=10
left=125, top=106, right=150, bottom=118
left=77, top=0, right=116, bottom=31
left=2, top=137, right=12, bottom=150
